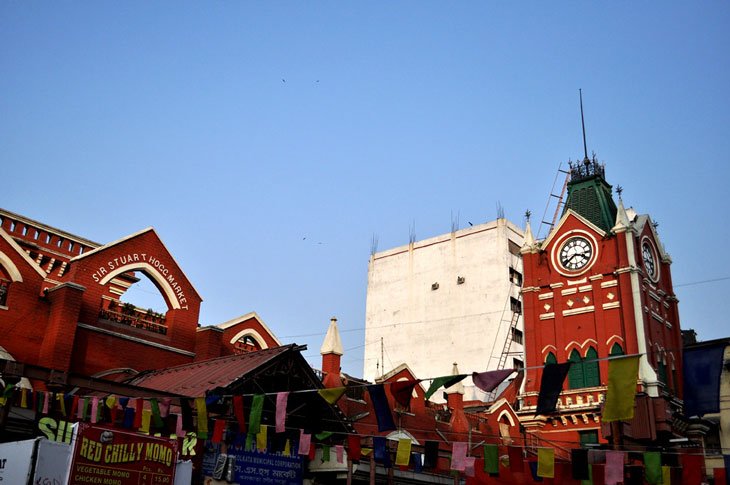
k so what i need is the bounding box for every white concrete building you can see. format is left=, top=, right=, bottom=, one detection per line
left=363, top=218, right=525, bottom=401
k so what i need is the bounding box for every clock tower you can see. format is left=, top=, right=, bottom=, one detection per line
left=518, top=156, right=684, bottom=448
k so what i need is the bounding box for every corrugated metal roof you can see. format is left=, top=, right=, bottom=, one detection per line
left=127, top=345, right=293, bottom=397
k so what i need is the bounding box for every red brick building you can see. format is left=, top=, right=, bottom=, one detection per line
left=0, top=208, right=280, bottom=386
left=518, top=158, right=684, bottom=449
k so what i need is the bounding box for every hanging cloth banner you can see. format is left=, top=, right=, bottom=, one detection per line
left=528, top=461, right=543, bottom=482
left=159, top=397, right=171, bottom=418
left=423, top=441, right=439, bottom=469
left=464, top=457, right=476, bottom=477
left=603, top=355, right=640, bottom=422
left=395, top=439, right=412, bottom=466
left=604, top=451, right=624, bottom=485
left=233, top=395, right=246, bottom=432
left=175, top=413, right=184, bottom=437
left=662, top=466, right=671, bottom=485
left=90, top=397, right=99, bottom=423
left=367, top=384, right=396, bottom=432
left=535, top=362, right=572, bottom=415
left=276, top=392, right=289, bottom=433
left=571, top=448, right=590, bottom=480
left=483, top=444, right=499, bottom=475
left=681, top=454, right=704, bottom=485
left=149, top=398, right=164, bottom=429
left=391, top=380, right=420, bottom=409
left=683, top=343, right=726, bottom=417
left=298, top=430, right=311, bottom=456
left=248, top=394, right=265, bottom=435
left=195, top=397, right=208, bottom=439
left=643, top=451, right=662, bottom=485
left=713, top=467, right=726, bottom=485
left=322, top=445, right=331, bottom=462
left=257, top=425, right=268, bottom=451
left=373, top=436, right=391, bottom=468
left=212, top=419, right=226, bottom=443
left=283, top=440, right=291, bottom=457
left=451, top=442, right=467, bottom=472
left=122, top=407, right=135, bottom=429
left=133, top=398, right=143, bottom=429
left=318, top=387, right=346, bottom=405
left=140, top=409, right=152, bottom=434
left=347, top=435, right=361, bottom=463
left=335, top=445, right=344, bottom=464
left=472, top=369, right=514, bottom=393
left=424, top=374, right=467, bottom=400
left=180, top=398, right=194, bottom=431
left=537, top=448, right=555, bottom=478
left=508, top=446, right=523, bottom=473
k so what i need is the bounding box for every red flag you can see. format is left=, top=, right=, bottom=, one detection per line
left=233, top=395, right=245, bottom=432
left=508, top=446, right=523, bottom=473
left=681, top=454, right=704, bottom=485
left=133, top=398, right=143, bottom=429
left=347, top=435, right=361, bottom=462
left=211, top=419, right=226, bottom=443
left=391, top=380, right=420, bottom=409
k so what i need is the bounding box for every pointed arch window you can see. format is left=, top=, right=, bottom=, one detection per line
left=545, top=352, right=557, bottom=365
left=568, top=347, right=600, bottom=389
left=610, top=343, right=624, bottom=356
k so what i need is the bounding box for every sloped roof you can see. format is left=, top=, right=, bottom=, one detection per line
left=127, top=345, right=292, bottom=397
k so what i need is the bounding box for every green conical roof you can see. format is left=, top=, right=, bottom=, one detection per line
left=562, top=157, right=617, bottom=233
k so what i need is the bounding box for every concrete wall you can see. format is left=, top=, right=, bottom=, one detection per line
left=363, top=218, right=524, bottom=401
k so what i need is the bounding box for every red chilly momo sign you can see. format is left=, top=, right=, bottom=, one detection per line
left=70, top=424, right=178, bottom=485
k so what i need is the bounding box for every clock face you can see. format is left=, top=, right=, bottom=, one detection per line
left=559, top=236, right=593, bottom=271
left=642, top=242, right=657, bottom=279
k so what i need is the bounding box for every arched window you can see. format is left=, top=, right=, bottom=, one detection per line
left=545, top=352, right=557, bottom=365
left=609, top=343, right=624, bottom=356
left=657, top=359, right=667, bottom=384
left=568, top=347, right=600, bottom=389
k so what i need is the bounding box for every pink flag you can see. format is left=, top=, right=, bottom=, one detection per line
left=77, top=397, right=85, bottom=419
left=335, top=445, right=344, bottom=463
left=276, top=392, right=289, bottom=433
left=159, top=398, right=171, bottom=417
left=465, top=456, right=476, bottom=477
left=298, top=429, right=311, bottom=456
left=175, top=413, right=184, bottom=437
left=451, top=442, right=468, bottom=471
left=605, top=451, right=624, bottom=485
left=91, top=397, right=99, bottom=423
left=42, top=392, right=50, bottom=415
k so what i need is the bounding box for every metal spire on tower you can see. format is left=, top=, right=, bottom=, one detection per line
left=580, top=88, right=589, bottom=162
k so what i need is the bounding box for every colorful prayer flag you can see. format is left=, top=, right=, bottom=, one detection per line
left=276, top=392, right=289, bottom=433
left=643, top=451, right=662, bottom=484
left=248, top=394, right=264, bottom=435
left=535, top=362, right=571, bottom=415
left=604, top=451, right=624, bottom=485
left=537, top=448, right=555, bottom=478
left=367, top=384, right=396, bottom=432
left=483, top=444, right=499, bottom=474
left=298, top=430, right=311, bottom=456
left=603, top=355, right=640, bottom=422
left=451, top=442, right=467, bottom=471
left=391, top=380, right=420, bottom=409
left=396, top=439, right=412, bottom=466
left=472, top=369, right=514, bottom=393
left=318, top=387, right=346, bottom=405
left=683, top=343, right=725, bottom=417
left=195, top=397, right=208, bottom=439
left=233, top=395, right=246, bottom=432
left=424, top=375, right=467, bottom=400
left=256, top=425, right=268, bottom=451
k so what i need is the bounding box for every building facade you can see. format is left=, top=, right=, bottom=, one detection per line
left=518, top=158, right=684, bottom=447
left=0, top=208, right=280, bottom=385
left=364, top=218, right=524, bottom=401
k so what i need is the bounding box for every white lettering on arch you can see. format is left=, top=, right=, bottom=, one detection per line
left=98, top=262, right=185, bottom=310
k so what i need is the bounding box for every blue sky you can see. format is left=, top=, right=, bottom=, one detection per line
left=3, top=2, right=729, bottom=376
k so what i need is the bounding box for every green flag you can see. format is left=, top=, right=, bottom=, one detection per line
left=644, top=452, right=662, bottom=484
left=603, top=355, right=640, bottom=422
left=248, top=394, right=265, bottom=434
left=424, top=375, right=467, bottom=400
left=483, top=444, right=499, bottom=474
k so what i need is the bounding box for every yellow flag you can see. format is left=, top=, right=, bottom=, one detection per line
left=318, top=387, right=347, bottom=405
left=603, top=356, right=640, bottom=422
left=361, top=447, right=373, bottom=456
left=105, top=396, right=116, bottom=409
left=257, top=425, right=268, bottom=451
left=537, top=448, right=554, bottom=478
left=395, top=438, right=412, bottom=466
left=140, top=410, right=152, bottom=434
left=20, top=389, right=28, bottom=408
left=662, top=465, right=671, bottom=485
left=195, top=397, right=209, bottom=438
left=283, top=440, right=291, bottom=457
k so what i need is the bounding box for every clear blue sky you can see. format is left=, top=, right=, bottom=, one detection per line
left=3, top=2, right=729, bottom=376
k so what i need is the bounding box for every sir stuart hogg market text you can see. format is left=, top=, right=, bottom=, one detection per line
left=90, top=253, right=189, bottom=310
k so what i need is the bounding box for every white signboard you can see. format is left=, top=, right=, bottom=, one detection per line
left=0, top=439, right=37, bottom=484
left=34, top=439, right=74, bottom=485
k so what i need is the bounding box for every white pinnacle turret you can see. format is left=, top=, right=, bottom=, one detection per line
left=320, top=317, right=343, bottom=356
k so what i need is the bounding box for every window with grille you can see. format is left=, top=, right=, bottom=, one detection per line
left=510, top=297, right=522, bottom=314
left=511, top=328, right=523, bottom=345
left=0, top=279, right=10, bottom=307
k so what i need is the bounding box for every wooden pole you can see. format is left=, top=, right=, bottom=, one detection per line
left=369, top=456, right=375, bottom=485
